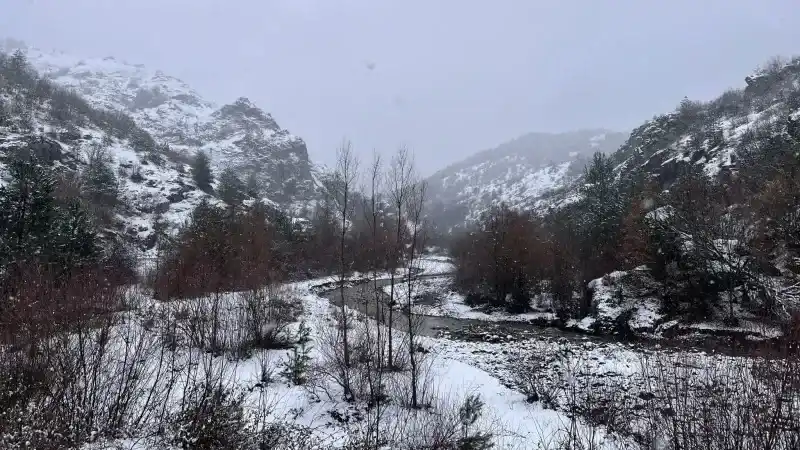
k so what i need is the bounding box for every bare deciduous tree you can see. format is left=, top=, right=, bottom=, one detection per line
left=333, top=140, right=359, bottom=393
left=363, top=151, right=388, bottom=443
left=405, top=176, right=428, bottom=408
left=387, top=146, right=414, bottom=369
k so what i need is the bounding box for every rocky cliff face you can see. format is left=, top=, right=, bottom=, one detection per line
left=0, top=40, right=321, bottom=250
left=201, top=97, right=314, bottom=203
left=10, top=42, right=316, bottom=207
left=610, top=56, right=800, bottom=190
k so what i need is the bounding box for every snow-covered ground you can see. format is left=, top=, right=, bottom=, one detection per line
left=284, top=276, right=625, bottom=448
left=78, top=261, right=633, bottom=449
left=577, top=269, right=786, bottom=340
left=39, top=255, right=785, bottom=449
left=296, top=288, right=613, bottom=448
left=415, top=254, right=455, bottom=275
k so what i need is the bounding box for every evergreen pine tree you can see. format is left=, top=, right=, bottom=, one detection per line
left=188, top=198, right=229, bottom=262
left=281, top=320, right=312, bottom=385
left=578, top=152, right=626, bottom=300
left=0, top=158, right=58, bottom=267
left=0, top=97, right=8, bottom=126
left=217, top=167, right=246, bottom=206
left=245, top=171, right=261, bottom=198
left=54, top=200, right=99, bottom=268
left=457, top=394, right=493, bottom=450
left=50, top=91, right=74, bottom=132
left=788, top=116, right=800, bottom=142
left=191, top=151, right=214, bottom=192
left=82, top=143, right=119, bottom=208
left=7, top=49, right=29, bottom=87
left=0, top=158, right=99, bottom=273
left=152, top=210, right=172, bottom=253
left=273, top=209, right=295, bottom=242
left=130, top=128, right=156, bottom=154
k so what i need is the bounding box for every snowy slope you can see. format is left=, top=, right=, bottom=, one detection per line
left=588, top=57, right=800, bottom=202
left=0, top=82, right=218, bottom=247
left=515, top=57, right=800, bottom=338
left=426, top=130, right=628, bottom=230
left=465, top=57, right=800, bottom=225
left=0, top=41, right=318, bottom=253
left=5, top=41, right=317, bottom=209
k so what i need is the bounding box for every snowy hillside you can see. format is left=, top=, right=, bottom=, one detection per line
left=556, top=57, right=800, bottom=207
left=616, top=68, right=800, bottom=182
left=460, top=58, right=800, bottom=227
left=446, top=55, right=800, bottom=347
left=3, top=40, right=317, bottom=209
left=426, top=130, right=628, bottom=230
left=0, top=61, right=207, bottom=248
left=0, top=42, right=324, bottom=253
left=428, top=56, right=800, bottom=234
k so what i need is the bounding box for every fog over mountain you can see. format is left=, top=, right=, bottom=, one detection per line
left=3, top=0, right=800, bottom=174
left=426, top=129, right=629, bottom=230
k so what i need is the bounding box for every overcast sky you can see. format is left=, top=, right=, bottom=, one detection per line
left=3, top=0, right=800, bottom=175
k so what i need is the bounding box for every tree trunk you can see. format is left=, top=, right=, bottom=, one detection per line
left=340, top=188, right=350, bottom=370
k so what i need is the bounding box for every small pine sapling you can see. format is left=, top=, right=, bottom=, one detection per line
left=458, top=394, right=493, bottom=450
left=282, top=320, right=312, bottom=385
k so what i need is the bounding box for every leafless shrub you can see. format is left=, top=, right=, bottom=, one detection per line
left=130, top=163, right=144, bottom=183
left=0, top=263, right=124, bottom=346
left=509, top=349, right=565, bottom=408
left=239, top=285, right=300, bottom=352
left=0, top=288, right=185, bottom=449
left=511, top=348, right=639, bottom=449
left=54, top=170, right=83, bottom=204
left=388, top=391, right=498, bottom=450
left=637, top=350, right=800, bottom=450
left=524, top=344, right=800, bottom=450
left=0, top=348, right=61, bottom=449
left=760, top=55, right=787, bottom=77
left=255, top=422, right=321, bottom=450
left=253, top=351, right=278, bottom=387
left=152, top=201, right=287, bottom=301
left=310, top=314, right=387, bottom=403
left=388, top=353, right=436, bottom=410
left=167, top=379, right=250, bottom=450
left=165, top=286, right=300, bottom=358
left=535, top=423, right=637, bottom=450
left=556, top=356, right=635, bottom=449
left=387, top=317, right=435, bottom=410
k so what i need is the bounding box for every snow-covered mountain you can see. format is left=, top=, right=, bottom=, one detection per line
left=0, top=40, right=322, bottom=250
left=426, top=130, right=628, bottom=230
left=431, top=54, right=800, bottom=234
left=4, top=40, right=317, bottom=208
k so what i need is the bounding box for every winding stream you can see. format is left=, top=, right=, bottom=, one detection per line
left=322, top=274, right=780, bottom=356
left=323, top=275, right=605, bottom=343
